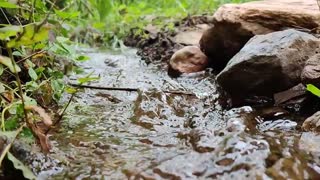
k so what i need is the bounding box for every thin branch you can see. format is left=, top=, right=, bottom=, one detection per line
left=0, top=123, right=26, bottom=167
left=16, top=49, right=47, bottom=64
left=68, top=83, right=195, bottom=96
left=45, top=93, right=75, bottom=134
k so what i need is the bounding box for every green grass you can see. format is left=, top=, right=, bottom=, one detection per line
left=61, top=0, right=251, bottom=45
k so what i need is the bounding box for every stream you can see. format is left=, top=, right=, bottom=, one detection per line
left=36, top=48, right=320, bottom=179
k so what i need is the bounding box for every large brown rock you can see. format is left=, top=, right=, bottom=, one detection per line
left=301, top=54, right=320, bottom=87
left=200, top=0, right=320, bottom=70
left=216, top=29, right=320, bottom=98
left=173, top=24, right=210, bottom=46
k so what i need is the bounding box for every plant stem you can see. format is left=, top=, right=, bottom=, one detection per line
left=7, top=48, right=29, bottom=126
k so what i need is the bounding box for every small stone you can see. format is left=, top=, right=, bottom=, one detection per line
left=168, top=46, right=208, bottom=76
left=274, top=84, right=306, bottom=106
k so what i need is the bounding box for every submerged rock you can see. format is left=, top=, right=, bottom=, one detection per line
left=299, top=132, right=320, bottom=153
left=302, top=111, right=320, bottom=132
left=301, top=54, right=320, bottom=87
left=168, top=46, right=208, bottom=76
left=200, top=0, right=320, bottom=70
left=216, top=29, right=320, bottom=99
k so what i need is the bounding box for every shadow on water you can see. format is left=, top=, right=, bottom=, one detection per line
left=37, top=48, right=320, bottom=179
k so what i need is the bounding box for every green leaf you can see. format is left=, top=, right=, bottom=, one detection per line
left=51, top=79, right=64, bottom=101
left=78, top=76, right=100, bottom=84
left=0, top=82, right=5, bottom=93
left=26, top=81, right=39, bottom=91
left=23, top=96, right=37, bottom=106
left=96, top=0, right=113, bottom=21
left=7, top=23, right=51, bottom=48
left=0, top=55, right=21, bottom=73
left=306, top=84, right=320, bottom=97
left=54, top=10, right=80, bottom=19
left=0, top=1, right=18, bottom=8
left=76, top=55, right=90, bottom=62
left=12, top=51, right=23, bottom=57
left=7, top=152, right=36, bottom=180
left=4, top=117, right=17, bottom=131
left=0, top=26, right=22, bottom=40
left=65, top=86, right=77, bottom=94
left=0, top=64, right=4, bottom=76
left=28, top=68, right=38, bottom=80
left=20, top=127, right=33, bottom=138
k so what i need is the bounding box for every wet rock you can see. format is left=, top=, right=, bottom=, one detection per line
left=301, top=54, right=320, bottom=87
left=299, top=132, right=320, bottom=153
left=302, top=111, right=320, bottom=132
left=200, top=0, right=320, bottom=70
left=267, top=157, right=320, bottom=179
left=173, top=24, right=209, bottom=46
left=274, top=84, right=306, bottom=106
left=168, top=46, right=208, bottom=76
left=200, top=23, right=253, bottom=70
left=173, top=30, right=204, bottom=46
left=216, top=29, right=320, bottom=99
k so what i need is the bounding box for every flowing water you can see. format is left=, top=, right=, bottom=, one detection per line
left=35, top=48, right=320, bottom=179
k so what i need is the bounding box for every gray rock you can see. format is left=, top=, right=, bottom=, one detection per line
left=216, top=29, right=320, bottom=98
left=301, top=54, right=320, bottom=87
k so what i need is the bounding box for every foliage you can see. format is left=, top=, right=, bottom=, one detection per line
left=307, top=84, right=320, bottom=97
left=54, top=0, right=250, bottom=46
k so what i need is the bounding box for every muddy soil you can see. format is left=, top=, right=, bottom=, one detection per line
left=123, top=15, right=213, bottom=65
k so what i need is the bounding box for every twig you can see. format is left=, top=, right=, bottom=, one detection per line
left=16, top=49, right=46, bottom=64
left=0, top=123, right=26, bottom=167
left=68, top=83, right=195, bottom=96
left=45, top=93, right=75, bottom=134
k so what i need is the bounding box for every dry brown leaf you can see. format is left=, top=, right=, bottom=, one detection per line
left=30, top=123, right=51, bottom=153
left=25, top=105, right=52, bottom=126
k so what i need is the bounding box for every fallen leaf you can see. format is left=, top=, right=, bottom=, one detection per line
left=25, top=105, right=52, bottom=127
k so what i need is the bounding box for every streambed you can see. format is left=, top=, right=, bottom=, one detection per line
left=38, top=48, right=320, bottom=179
